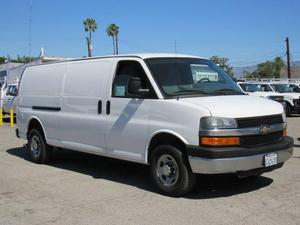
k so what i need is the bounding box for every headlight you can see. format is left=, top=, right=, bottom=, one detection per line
left=200, top=117, right=237, bottom=130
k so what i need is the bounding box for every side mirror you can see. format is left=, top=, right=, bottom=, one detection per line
left=128, top=77, right=149, bottom=96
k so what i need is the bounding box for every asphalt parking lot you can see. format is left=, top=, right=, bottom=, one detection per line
left=0, top=117, right=300, bottom=225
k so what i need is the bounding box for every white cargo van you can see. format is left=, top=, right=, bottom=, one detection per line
left=16, top=54, right=293, bottom=196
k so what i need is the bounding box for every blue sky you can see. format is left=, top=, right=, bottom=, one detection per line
left=0, top=0, right=299, bottom=66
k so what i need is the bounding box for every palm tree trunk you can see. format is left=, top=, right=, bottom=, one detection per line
left=86, top=37, right=91, bottom=57
left=112, top=36, right=116, bottom=55
left=115, top=34, right=119, bottom=55
left=89, top=31, right=92, bottom=57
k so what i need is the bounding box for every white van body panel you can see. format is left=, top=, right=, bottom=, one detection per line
left=18, top=63, right=66, bottom=141
left=59, top=59, right=113, bottom=152
left=180, top=95, right=284, bottom=118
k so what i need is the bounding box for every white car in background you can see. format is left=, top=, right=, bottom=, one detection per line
left=270, top=83, right=300, bottom=115
left=2, top=83, right=18, bottom=115
left=0, top=82, right=6, bottom=109
left=237, top=82, right=286, bottom=109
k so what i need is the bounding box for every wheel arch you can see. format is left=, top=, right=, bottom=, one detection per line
left=27, top=116, right=47, bottom=140
left=283, top=96, right=294, bottom=107
left=145, top=130, right=188, bottom=164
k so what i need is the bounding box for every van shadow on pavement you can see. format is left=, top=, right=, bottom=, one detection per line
left=7, top=147, right=273, bottom=199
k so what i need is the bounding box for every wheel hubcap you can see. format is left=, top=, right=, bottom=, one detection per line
left=30, top=135, right=41, bottom=157
left=156, top=154, right=179, bottom=187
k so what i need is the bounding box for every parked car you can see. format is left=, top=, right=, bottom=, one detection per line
left=270, top=83, right=300, bottom=116
left=237, top=82, right=286, bottom=104
left=16, top=54, right=293, bottom=196
left=2, top=83, right=18, bottom=115
left=0, top=82, right=6, bottom=108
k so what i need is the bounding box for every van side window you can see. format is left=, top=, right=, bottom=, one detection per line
left=112, top=61, right=157, bottom=98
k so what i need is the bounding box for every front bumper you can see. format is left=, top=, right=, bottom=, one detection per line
left=187, top=136, right=293, bottom=174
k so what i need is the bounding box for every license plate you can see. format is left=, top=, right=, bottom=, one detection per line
left=264, top=153, right=278, bottom=167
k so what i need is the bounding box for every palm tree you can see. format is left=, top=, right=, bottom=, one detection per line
left=83, top=18, right=97, bottom=57
left=106, top=24, right=119, bottom=55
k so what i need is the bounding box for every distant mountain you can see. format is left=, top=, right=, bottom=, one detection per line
left=292, top=61, right=300, bottom=67
left=233, top=65, right=257, bottom=79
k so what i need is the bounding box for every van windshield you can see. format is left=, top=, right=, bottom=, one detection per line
left=239, top=83, right=273, bottom=92
left=271, top=84, right=300, bottom=93
left=146, top=58, right=244, bottom=97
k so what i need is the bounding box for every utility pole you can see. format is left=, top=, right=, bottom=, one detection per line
left=28, top=0, right=32, bottom=57
left=285, top=37, right=291, bottom=79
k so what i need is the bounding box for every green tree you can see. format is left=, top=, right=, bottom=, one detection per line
left=243, top=70, right=258, bottom=78
left=256, top=57, right=285, bottom=78
left=242, top=57, right=286, bottom=79
left=83, top=18, right=97, bottom=57
left=0, top=56, right=7, bottom=64
left=106, top=24, right=119, bottom=55
left=273, top=57, right=286, bottom=77
left=210, top=55, right=234, bottom=77
left=10, top=55, right=35, bottom=63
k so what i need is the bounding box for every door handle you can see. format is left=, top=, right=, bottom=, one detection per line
left=106, top=101, right=110, bottom=115
left=98, top=100, right=102, bottom=114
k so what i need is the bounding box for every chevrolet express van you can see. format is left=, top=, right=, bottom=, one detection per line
left=16, top=54, right=293, bottom=196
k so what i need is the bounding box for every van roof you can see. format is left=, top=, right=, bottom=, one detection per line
left=23, top=53, right=208, bottom=69
left=118, top=53, right=206, bottom=59
left=72, top=53, right=207, bottom=61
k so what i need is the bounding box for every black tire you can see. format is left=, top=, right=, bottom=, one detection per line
left=285, top=103, right=292, bottom=117
left=27, top=128, right=52, bottom=164
left=150, top=145, right=197, bottom=197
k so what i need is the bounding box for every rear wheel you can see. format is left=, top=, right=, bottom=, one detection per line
left=150, top=145, right=197, bottom=197
left=28, top=128, right=52, bottom=163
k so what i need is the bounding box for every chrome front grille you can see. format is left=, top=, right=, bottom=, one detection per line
left=236, top=114, right=283, bottom=128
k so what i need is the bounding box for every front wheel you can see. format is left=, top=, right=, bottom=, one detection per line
left=285, top=103, right=292, bottom=117
left=150, top=145, right=197, bottom=197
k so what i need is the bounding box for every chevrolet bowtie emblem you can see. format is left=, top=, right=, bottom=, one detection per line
left=259, top=125, right=271, bottom=134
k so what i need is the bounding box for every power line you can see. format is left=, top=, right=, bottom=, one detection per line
left=230, top=52, right=285, bottom=65
left=232, top=53, right=286, bottom=67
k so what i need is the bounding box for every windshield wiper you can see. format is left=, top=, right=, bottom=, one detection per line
left=211, top=88, right=245, bottom=95
left=171, top=89, right=209, bottom=95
